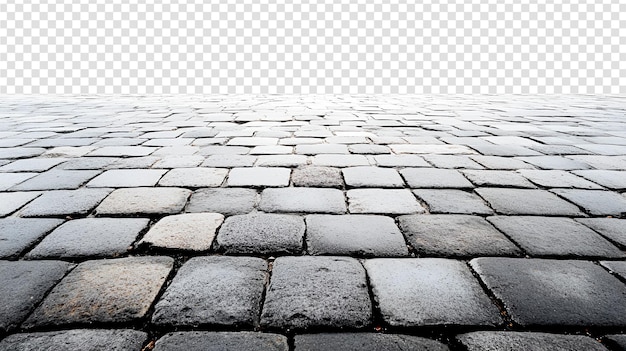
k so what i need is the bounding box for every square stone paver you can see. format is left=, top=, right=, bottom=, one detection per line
left=158, top=168, right=228, bottom=187
left=475, top=188, right=583, bottom=216
left=0, top=329, right=148, bottom=351
left=305, top=215, right=408, bottom=257
left=400, top=168, right=474, bottom=188
left=0, top=218, right=64, bottom=258
left=11, top=170, right=101, bottom=190
left=294, top=333, right=449, bottom=351
left=364, top=258, right=501, bottom=326
left=216, top=213, right=304, bottom=255
left=292, top=167, right=343, bottom=188
left=576, top=218, right=626, bottom=247
left=462, top=170, right=536, bottom=188
left=24, top=256, right=173, bottom=327
left=95, top=187, right=191, bottom=215
left=260, top=256, right=372, bottom=330
left=259, top=188, right=346, bottom=214
left=154, top=332, right=288, bottom=351
left=19, top=188, right=112, bottom=217
left=86, top=169, right=167, bottom=187
left=412, top=189, right=493, bottom=215
left=456, top=331, right=608, bottom=351
left=228, top=167, right=291, bottom=187
left=25, top=218, right=149, bottom=259
left=139, top=213, right=224, bottom=251
left=399, top=215, right=520, bottom=257
left=0, top=191, right=40, bottom=216
left=186, top=188, right=257, bottom=215
left=518, top=170, right=603, bottom=189
left=347, top=189, right=425, bottom=214
left=551, top=189, right=626, bottom=216
left=342, top=167, right=404, bottom=188
left=470, top=258, right=626, bottom=327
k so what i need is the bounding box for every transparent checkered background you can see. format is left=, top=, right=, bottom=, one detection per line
left=1, top=0, right=625, bottom=94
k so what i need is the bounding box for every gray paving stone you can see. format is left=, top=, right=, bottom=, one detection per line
left=26, top=218, right=149, bottom=259
left=24, top=256, right=173, bottom=327
left=0, top=260, right=72, bottom=332
left=311, top=154, right=370, bottom=167
left=390, top=144, right=475, bottom=154
left=139, top=213, right=223, bottom=251
left=399, top=215, right=520, bottom=257
left=517, top=156, right=591, bottom=170
left=306, top=215, right=408, bottom=257
left=572, top=170, right=626, bottom=189
left=152, top=155, right=205, bottom=168
left=0, top=147, right=46, bottom=159
left=0, top=329, right=148, bottom=351
left=11, top=170, right=100, bottom=190
left=295, top=144, right=348, bottom=155
left=604, top=335, right=626, bottom=351
left=470, top=155, right=535, bottom=170
left=250, top=145, right=293, bottom=155
left=255, top=155, right=308, bottom=167
left=0, top=192, right=40, bottom=216
left=158, top=167, right=227, bottom=187
left=400, top=168, right=474, bottom=188
left=43, top=146, right=96, bottom=158
left=0, top=172, right=37, bottom=190
left=216, top=213, right=304, bottom=255
left=87, top=146, right=157, bottom=157
left=109, top=156, right=161, bottom=169
left=475, top=188, right=583, bottom=216
left=576, top=218, right=626, bottom=247
left=19, top=188, right=112, bottom=217
left=86, top=169, right=166, bottom=187
left=364, top=258, right=501, bottom=326
left=347, top=189, right=425, bottom=214
left=0, top=158, right=67, bottom=172
left=469, top=145, right=542, bottom=156
left=551, top=189, right=626, bottom=216
left=227, top=137, right=278, bottom=146
left=347, top=144, right=390, bottom=154
left=456, top=331, right=609, bottom=351
left=462, top=170, right=536, bottom=188
left=198, top=145, right=250, bottom=155
left=566, top=155, right=626, bottom=170
left=342, top=166, right=404, bottom=188
left=56, top=157, right=118, bottom=170
left=294, top=333, right=449, bottom=351
left=153, top=256, right=266, bottom=327
left=96, top=187, right=191, bottom=215
left=413, top=189, right=493, bottom=215
left=201, top=155, right=257, bottom=167
left=373, top=154, right=430, bottom=167
left=0, top=218, right=64, bottom=258
left=518, top=170, right=603, bottom=189
left=292, top=167, right=343, bottom=188
left=470, top=258, right=626, bottom=327
left=423, top=155, right=484, bottom=169
left=601, top=261, right=626, bottom=281
left=260, top=256, right=372, bottom=330
left=154, top=332, right=288, bottom=351
left=260, top=188, right=346, bottom=214
left=228, top=167, right=291, bottom=187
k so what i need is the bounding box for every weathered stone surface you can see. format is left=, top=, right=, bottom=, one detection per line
left=296, top=144, right=349, bottom=155
left=347, top=189, right=424, bottom=214
left=186, top=188, right=257, bottom=215
left=11, top=169, right=100, bottom=190
left=462, top=170, right=536, bottom=188
left=0, top=191, right=40, bottom=216
left=306, top=215, right=408, bottom=257
left=260, top=188, right=346, bottom=214
left=256, top=155, right=308, bottom=167
left=139, top=213, right=223, bottom=251
left=0, top=329, right=148, bottom=351
left=0, top=218, right=64, bottom=258
left=96, top=187, right=191, bottom=215
left=24, top=256, right=173, bottom=327
left=261, top=256, right=372, bottom=330
left=400, top=168, right=474, bottom=188
left=343, top=167, right=404, bottom=188
left=228, top=167, right=291, bottom=187
left=390, top=144, right=474, bottom=154
left=0, top=173, right=37, bottom=190
left=87, top=146, right=157, bottom=157
left=154, top=332, right=288, bottom=351
left=201, top=154, right=257, bottom=167
left=153, top=155, right=205, bottom=168
left=518, top=156, right=591, bottom=170
left=374, top=154, right=430, bottom=167
left=600, top=261, right=626, bottom=280
left=86, top=169, right=166, bottom=187
left=456, top=331, right=608, bottom=351
left=0, top=147, right=45, bottom=159
left=365, top=258, right=501, bottom=326
left=471, top=155, right=535, bottom=170
left=0, top=260, right=72, bottom=332
left=470, top=258, right=626, bottom=327
left=604, top=334, right=626, bottom=351
left=518, top=169, right=602, bottom=189
left=0, top=158, right=67, bottom=172
left=292, top=166, right=343, bottom=188
left=572, top=170, right=626, bottom=189
left=423, top=155, right=484, bottom=169
left=294, top=333, right=449, bottom=351
left=20, top=188, right=112, bottom=217
left=153, top=256, right=267, bottom=327
left=158, top=167, right=228, bottom=187
left=475, top=188, right=583, bottom=216
left=576, top=218, right=626, bottom=247
left=413, top=189, right=493, bottom=215
left=551, top=189, right=626, bottom=216
left=216, top=213, right=304, bottom=254
left=311, top=154, right=370, bottom=167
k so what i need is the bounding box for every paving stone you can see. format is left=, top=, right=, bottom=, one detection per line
left=390, top=144, right=475, bottom=154
left=87, top=146, right=157, bottom=157
left=470, top=155, right=535, bottom=170
left=469, top=145, right=542, bottom=156
left=470, top=258, right=626, bottom=327
left=154, top=332, right=288, bottom=351
left=250, top=145, right=293, bottom=155
left=604, top=335, right=626, bottom=351
left=551, top=189, right=626, bottom=216
left=347, top=189, right=425, bottom=214
left=152, top=155, right=205, bottom=168
left=56, top=157, right=118, bottom=170
left=348, top=144, right=390, bottom=154
left=19, top=188, right=112, bottom=217
left=255, top=155, right=308, bottom=167
left=601, top=261, right=626, bottom=281
left=26, top=218, right=149, bottom=259
left=364, top=258, right=501, bottom=326
left=201, top=154, right=257, bottom=167
left=0, top=147, right=46, bottom=159
left=227, top=137, right=278, bottom=146
left=260, top=188, right=346, bottom=214
left=413, top=189, right=493, bottom=215
left=311, top=154, right=370, bottom=167
left=373, top=154, right=430, bottom=167
left=0, top=329, right=148, bottom=351
left=86, top=169, right=166, bottom=187
left=576, top=218, right=626, bottom=247
left=186, top=188, right=256, bottom=215
left=291, top=166, right=343, bottom=188
left=139, top=213, right=224, bottom=251
left=572, top=170, right=626, bottom=189
left=0, top=158, right=67, bottom=172
left=342, top=166, right=404, bottom=188
left=487, top=216, right=624, bottom=258
left=281, top=138, right=325, bottom=146
left=475, top=188, right=583, bottom=216
left=0, top=260, right=72, bottom=332
left=400, top=168, right=474, bottom=188
left=306, top=215, right=408, bottom=257
left=423, top=155, right=484, bottom=169
left=96, top=187, right=191, bottom=215
left=517, top=156, right=591, bottom=170
left=228, top=167, right=291, bottom=187
left=24, top=256, right=173, bottom=327
left=399, top=215, right=520, bottom=257
left=261, top=256, right=372, bottom=330
left=0, top=192, right=40, bottom=216
left=158, top=168, right=227, bottom=187
left=0, top=172, right=37, bottom=190
left=456, top=331, right=609, bottom=351
left=518, top=170, right=603, bottom=189
left=294, top=333, right=449, bottom=351
left=0, top=218, right=64, bottom=258
left=153, top=256, right=266, bottom=327
left=198, top=145, right=250, bottom=155
left=11, top=170, right=100, bottom=190
left=566, top=155, right=626, bottom=170
left=43, top=146, right=97, bottom=158
left=216, top=213, right=304, bottom=255
left=462, top=170, right=536, bottom=188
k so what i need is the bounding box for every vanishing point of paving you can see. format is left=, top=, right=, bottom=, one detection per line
left=0, top=95, right=626, bottom=351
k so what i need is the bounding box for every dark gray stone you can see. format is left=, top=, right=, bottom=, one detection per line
left=576, top=218, right=626, bottom=247
left=0, top=218, right=64, bottom=258
left=413, top=189, right=493, bottom=215
left=456, top=331, right=608, bottom=351
left=154, top=332, right=288, bottom=351
left=294, top=333, right=449, bottom=351
left=86, top=169, right=167, bottom=187
left=347, top=189, right=425, bottom=214
left=292, top=167, right=343, bottom=188
left=551, top=189, right=626, bottom=216
left=604, top=335, right=626, bottom=351
left=462, top=170, right=536, bottom=188
left=475, top=188, right=583, bottom=216
left=19, top=188, right=112, bottom=217
left=342, top=167, right=404, bottom=188
left=260, top=188, right=346, bottom=214
left=400, top=168, right=474, bottom=188
left=0, top=192, right=40, bottom=217
left=11, top=170, right=100, bottom=190
left=470, top=258, right=626, bottom=327
left=186, top=188, right=257, bottom=215
left=95, top=187, right=191, bottom=215
left=0, top=329, right=147, bottom=351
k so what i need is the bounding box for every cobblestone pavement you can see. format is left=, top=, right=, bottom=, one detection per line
left=1, top=95, right=626, bottom=350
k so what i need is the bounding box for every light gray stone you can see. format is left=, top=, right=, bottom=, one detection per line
left=0, top=329, right=148, bottom=351
left=228, top=167, right=291, bottom=187
left=400, top=168, right=474, bottom=188
left=572, top=170, right=626, bottom=189
left=294, top=333, right=449, bottom=351
left=347, top=189, right=424, bottom=214
left=518, top=170, right=602, bottom=189
left=201, top=155, right=257, bottom=167
left=19, top=188, right=112, bottom=217
left=11, top=170, right=100, bottom=190
left=139, top=213, right=223, bottom=251
left=551, top=189, right=626, bottom=216
left=456, top=331, right=608, bottom=351
left=0, top=158, right=67, bottom=172
left=0, top=173, right=37, bottom=190
left=154, top=332, right=288, bottom=351
left=96, top=187, right=191, bottom=215
left=475, top=188, right=583, bottom=216
left=373, top=155, right=430, bottom=167
left=576, top=218, right=626, bottom=247
left=0, top=218, right=64, bottom=258
left=87, top=146, right=157, bottom=157
left=292, top=167, right=343, bottom=188
left=311, top=154, right=370, bottom=167
left=86, top=169, right=166, bottom=187
left=600, top=261, right=626, bottom=281
left=216, top=213, right=304, bottom=254
left=413, top=189, right=493, bottom=215
left=158, top=168, right=228, bottom=187
left=186, top=188, right=257, bottom=215
left=462, top=170, right=536, bottom=188
left=260, top=188, right=346, bottom=214
left=342, top=167, right=404, bottom=188
left=0, top=192, right=40, bottom=216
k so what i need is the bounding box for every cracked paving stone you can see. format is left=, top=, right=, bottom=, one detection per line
left=470, top=258, right=626, bottom=327
left=294, top=333, right=449, bottom=351
left=456, top=331, right=609, bottom=351
left=216, top=213, right=304, bottom=255
left=0, top=218, right=64, bottom=258
left=604, top=335, right=626, bottom=351
left=0, top=260, right=72, bottom=332
left=139, top=213, right=224, bottom=251
left=475, top=188, right=583, bottom=216
left=487, top=216, right=624, bottom=258
left=518, top=170, right=603, bottom=189
left=364, top=258, right=501, bottom=327
left=572, top=170, right=626, bottom=190
left=551, top=189, right=626, bottom=216
left=26, top=218, right=149, bottom=259
left=0, top=158, right=67, bottom=172
left=400, top=168, right=474, bottom=188
left=153, top=332, right=288, bottom=351
left=462, top=170, right=536, bottom=188
left=342, top=167, right=404, bottom=188
left=260, top=256, right=372, bottom=330
left=260, top=188, right=346, bottom=214
left=0, top=173, right=37, bottom=190
left=0, top=192, right=40, bottom=216
left=11, top=169, right=101, bottom=190
left=347, top=189, right=424, bottom=214
left=0, top=329, right=148, bottom=351
left=158, top=168, right=228, bottom=187
left=292, top=167, right=343, bottom=188
left=413, top=189, right=493, bottom=215
left=19, top=188, right=112, bottom=217
left=186, top=188, right=257, bottom=215
left=152, top=256, right=266, bottom=327
left=86, top=169, right=167, bottom=187
left=227, top=167, right=291, bottom=187
left=305, top=215, right=408, bottom=257
left=373, top=154, right=430, bottom=167
left=24, top=256, right=173, bottom=327
left=399, top=215, right=520, bottom=257
left=95, top=187, right=191, bottom=215
left=576, top=218, right=626, bottom=247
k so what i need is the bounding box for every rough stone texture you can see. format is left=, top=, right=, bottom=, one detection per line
left=456, top=331, right=609, bottom=351
left=365, top=258, right=501, bottom=326
left=572, top=170, right=626, bottom=189
left=86, top=169, right=166, bottom=187
left=19, top=188, right=112, bottom=217
left=294, top=333, right=449, bottom=351
left=399, top=215, right=520, bottom=257
left=228, top=167, right=291, bottom=187
left=26, top=218, right=149, bottom=258
left=305, top=214, right=408, bottom=257
left=342, top=167, right=404, bottom=188
left=475, top=188, right=583, bottom=216
left=186, top=188, right=257, bottom=215
left=604, top=335, right=626, bottom=351
left=154, top=332, right=288, bottom=351
left=24, top=256, right=173, bottom=327
left=158, top=167, right=228, bottom=187
left=551, top=189, right=626, bottom=216
left=400, top=168, right=474, bottom=188
left=153, top=256, right=266, bottom=327
left=0, top=260, right=72, bottom=332
left=95, top=187, right=191, bottom=215
left=487, top=216, right=624, bottom=258
left=201, top=155, right=257, bottom=167
left=261, top=256, right=372, bottom=330
left=413, top=189, right=493, bottom=215
left=462, top=170, right=536, bottom=188
left=0, top=218, right=64, bottom=258
left=0, top=329, right=148, bottom=351
left=600, top=261, right=626, bottom=280
left=518, top=170, right=603, bottom=189
left=374, top=154, right=430, bottom=167
left=87, top=146, right=157, bottom=157
left=255, top=155, right=308, bottom=167
left=11, top=169, right=100, bottom=190
left=0, top=172, right=37, bottom=190
left=423, top=155, right=484, bottom=169
left=576, top=218, right=626, bottom=247
left=517, top=156, right=591, bottom=170
left=216, top=213, right=304, bottom=254
left=260, top=188, right=346, bottom=214
left=347, top=189, right=424, bottom=214
left=470, top=258, right=626, bottom=327
left=291, top=166, right=343, bottom=188
left=0, top=191, right=40, bottom=216
left=0, top=158, right=67, bottom=172
left=139, top=213, right=223, bottom=251
left=311, top=154, right=370, bottom=167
